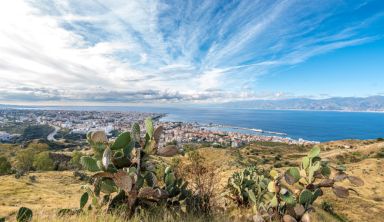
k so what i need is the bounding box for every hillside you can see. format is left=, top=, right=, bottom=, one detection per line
left=1, top=139, right=383, bottom=221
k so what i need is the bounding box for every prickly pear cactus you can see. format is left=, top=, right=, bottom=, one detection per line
left=16, top=207, right=32, bottom=222
left=67, top=118, right=189, bottom=218
left=268, top=146, right=364, bottom=221
left=226, top=167, right=271, bottom=208
left=227, top=146, right=364, bottom=222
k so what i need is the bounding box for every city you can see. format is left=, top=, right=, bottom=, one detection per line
left=0, top=109, right=316, bottom=147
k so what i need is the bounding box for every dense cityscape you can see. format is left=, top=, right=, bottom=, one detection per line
left=0, top=109, right=316, bottom=147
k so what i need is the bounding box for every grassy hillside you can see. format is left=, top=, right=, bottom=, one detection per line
left=1, top=140, right=383, bottom=221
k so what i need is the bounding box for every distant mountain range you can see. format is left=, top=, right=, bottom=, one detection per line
left=219, top=96, right=384, bottom=112
left=1, top=96, right=384, bottom=112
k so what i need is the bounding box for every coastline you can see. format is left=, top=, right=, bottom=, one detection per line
left=158, top=115, right=319, bottom=145
left=2, top=107, right=383, bottom=143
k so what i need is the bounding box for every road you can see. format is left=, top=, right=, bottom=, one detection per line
left=47, top=125, right=60, bottom=142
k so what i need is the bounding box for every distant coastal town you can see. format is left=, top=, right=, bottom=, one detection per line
left=0, top=109, right=317, bottom=147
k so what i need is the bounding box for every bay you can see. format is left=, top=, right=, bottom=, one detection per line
left=7, top=105, right=384, bottom=142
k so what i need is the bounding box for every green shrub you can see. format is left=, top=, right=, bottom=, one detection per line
left=15, top=148, right=35, bottom=171
left=166, top=140, right=178, bottom=146
left=33, top=151, right=54, bottom=171
left=376, top=151, right=384, bottom=158
left=27, top=143, right=49, bottom=152
left=321, top=201, right=348, bottom=222
left=0, top=156, right=12, bottom=175
left=69, top=151, right=84, bottom=169
left=273, top=162, right=283, bottom=168
left=21, top=125, right=54, bottom=141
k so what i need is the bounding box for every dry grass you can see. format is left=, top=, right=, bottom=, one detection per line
left=318, top=158, right=384, bottom=221
left=0, top=171, right=86, bottom=220
left=31, top=211, right=230, bottom=222
left=1, top=140, right=384, bottom=221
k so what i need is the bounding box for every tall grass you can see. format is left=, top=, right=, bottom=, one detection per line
left=32, top=208, right=230, bottom=222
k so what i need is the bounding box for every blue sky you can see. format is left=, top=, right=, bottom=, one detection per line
left=0, top=0, right=383, bottom=104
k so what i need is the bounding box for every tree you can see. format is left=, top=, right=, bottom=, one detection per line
left=0, top=156, right=12, bottom=175
left=28, top=143, right=49, bottom=153
left=33, top=152, right=54, bottom=171
left=15, top=148, right=35, bottom=172
left=69, top=151, right=84, bottom=169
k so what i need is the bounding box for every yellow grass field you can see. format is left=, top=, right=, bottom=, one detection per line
left=1, top=140, right=384, bottom=221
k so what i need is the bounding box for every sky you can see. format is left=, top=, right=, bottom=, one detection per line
left=0, top=0, right=383, bottom=105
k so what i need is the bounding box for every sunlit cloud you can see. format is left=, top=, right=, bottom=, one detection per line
left=0, top=0, right=383, bottom=104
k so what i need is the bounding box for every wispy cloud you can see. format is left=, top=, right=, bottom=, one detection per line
left=0, top=0, right=383, bottom=104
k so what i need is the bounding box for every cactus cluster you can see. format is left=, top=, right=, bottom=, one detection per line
left=227, top=146, right=364, bottom=222
left=226, top=167, right=270, bottom=208
left=60, top=118, right=190, bottom=217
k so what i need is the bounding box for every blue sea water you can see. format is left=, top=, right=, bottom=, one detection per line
left=10, top=105, right=384, bottom=142
left=162, top=108, right=384, bottom=142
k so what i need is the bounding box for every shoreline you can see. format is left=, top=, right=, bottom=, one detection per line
left=1, top=108, right=382, bottom=144
left=158, top=116, right=319, bottom=145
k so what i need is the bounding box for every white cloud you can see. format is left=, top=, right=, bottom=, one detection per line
left=0, top=0, right=382, bottom=104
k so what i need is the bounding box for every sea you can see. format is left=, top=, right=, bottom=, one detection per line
left=5, top=105, right=384, bottom=142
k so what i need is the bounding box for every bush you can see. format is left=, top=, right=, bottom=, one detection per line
left=69, top=151, right=84, bottom=169
left=15, top=148, right=35, bottom=172
left=376, top=151, right=384, bottom=158
left=180, top=151, right=219, bottom=214
left=27, top=143, right=49, bottom=152
left=166, top=140, right=178, bottom=146
left=33, top=151, right=54, bottom=171
left=273, top=162, right=283, bottom=168
left=0, top=156, right=12, bottom=175
left=21, top=125, right=54, bottom=141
